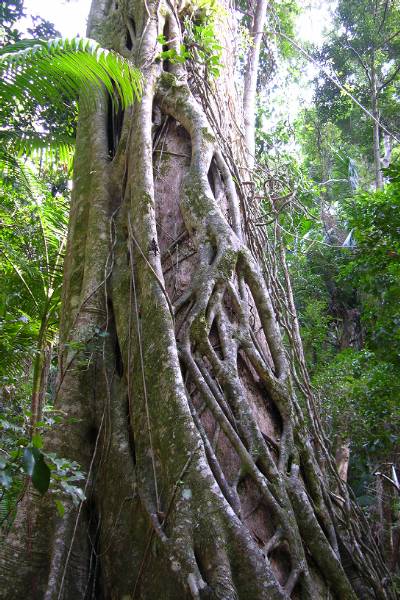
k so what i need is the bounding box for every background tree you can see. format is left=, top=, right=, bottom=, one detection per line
left=316, top=0, right=400, bottom=188
left=269, top=10, right=400, bottom=576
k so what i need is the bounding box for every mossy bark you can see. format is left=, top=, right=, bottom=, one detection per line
left=0, top=1, right=394, bottom=598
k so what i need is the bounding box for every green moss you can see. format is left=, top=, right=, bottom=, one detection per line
left=184, top=183, right=211, bottom=218
left=135, top=191, right=153, bottom=210
left=160, top=72, right=178, bottom=89
left=190, top=313, right=208, bottom=343
left=201, top=127, right=214, bottom=143
left=217, top=248, right=237, bottom=278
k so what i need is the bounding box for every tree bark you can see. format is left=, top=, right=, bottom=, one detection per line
left=371, top=59, right=383, bottom=189
left=335, top=440, right=350, bottom=483
left=0, top=1, right=394, bottom=598
left=30, top=319, right=52, bottom=432
left=243, top=0, right=268, bottom=170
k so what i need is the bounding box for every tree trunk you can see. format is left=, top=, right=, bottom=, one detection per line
left=371, top=60, right=383, bottom=189
left=0, top=1, right=394, bottom=598
left=243, top=0, right=268, bottom=170
left=30, top=319, right=52, bottom=432
left=335, top=440, right=350, bottom=483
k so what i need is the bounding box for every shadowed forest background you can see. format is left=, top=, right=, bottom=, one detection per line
left=0, top=0, right=399, bottom=597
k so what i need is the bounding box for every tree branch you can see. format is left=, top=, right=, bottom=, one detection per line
left=379, top=61, right=400, bottom=91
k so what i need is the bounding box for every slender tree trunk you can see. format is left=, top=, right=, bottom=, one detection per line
left=335, top=440, right=350, bottom=483
left=375, top=463, right=400, bottom=573
left=30, top=319, right=51, bottom=432
left=0, top=1, right=394, bottom=598
left=371, top=60, right=383, bottom=189
left=243, top=0, right=268, bottom=170
left=382, top=132, right=392, bottom=169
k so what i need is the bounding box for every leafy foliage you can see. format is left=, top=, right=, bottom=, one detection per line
left=0, top=405, right=86, bottom=529
left=0, top=0, right=25, bottom=46
left=157, top=0, right=223, bottom=78
left=0, top=37, right=143, bottom=112
left=315, top=0, right=400, bottom=183
left=339, top=163, right=400, bottom=363
left=0, top=167, right=68, bottom=381
left=0, top=36, right=143, bottom=174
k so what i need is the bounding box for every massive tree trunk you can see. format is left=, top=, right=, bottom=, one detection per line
left=0, top=1, right=394, bottom=598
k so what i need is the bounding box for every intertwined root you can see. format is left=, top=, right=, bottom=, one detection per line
left=149, top=70, right=365, bottom=598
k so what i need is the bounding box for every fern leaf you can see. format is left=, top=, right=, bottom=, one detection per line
left=0, top=37, right=143, bottom=112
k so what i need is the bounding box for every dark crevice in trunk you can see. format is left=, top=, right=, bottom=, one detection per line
left=207, top=159, right=220, bottom=198
left=193, top=548, right=212, bottom=596
left=87, top=425, right=99, bottom=446
left=129, top=17, right=136, bottom=36
left=161, top=20, right=173, bottom=72
left=114, top=336, right=123, bottom=377
left=209, top=320, right=223, bottom=360
left=207, top=239, right=218, bottom=266
left=269, top=546, right=291, bottom=586
left=127, top=395, right=137, bottom=465
left=125, top=17, right=136, bottom=51
left=286, top=454, right=293, bottom=475
left=84, top=501, right=103, bottom=600
left=106, top=300, right=124, bottom=377
left=126, top=29, right=133, bottom=50
left=107, top=94, right=124, bottom=159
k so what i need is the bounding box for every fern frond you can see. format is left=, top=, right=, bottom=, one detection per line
left=0, top=37, right=143, bottom=112
left=0, top=150, right=33, bottom=193
left=0, top=129, right=75, bottom=162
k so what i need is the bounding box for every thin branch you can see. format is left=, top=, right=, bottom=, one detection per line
left=377, top=0, right=390, bottom=36
left=381, top=27, right=400, bottom=47
left=339, top=41, right=371, bottom=84
left=379, top=61, right=400, bottom=91
left=0, top=247, right=39, bottom=309
left=374, top=471, right=400, bottom=494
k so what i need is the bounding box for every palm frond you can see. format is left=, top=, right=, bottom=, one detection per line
left=0, top=37, right=143, bottom=112
left=0, top=150, right=33, bottom=193
left=0, top=129, right=75, bottom=163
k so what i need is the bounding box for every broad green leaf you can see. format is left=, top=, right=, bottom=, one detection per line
left=31, top=449, right=51, bottom=495
left=32, top=433, right=43, bottom=449
left=55, top=499, right=65, bottom=517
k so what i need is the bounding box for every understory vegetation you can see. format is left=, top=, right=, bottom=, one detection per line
left=0, top=0, right=399, bottom=596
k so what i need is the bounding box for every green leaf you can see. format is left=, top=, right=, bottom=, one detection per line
left=159, top=49, right=177, bottom=60
left=55, top=499, right=65, bottom=517
left=31, top=450, right=50, bottom=495
left=0, top=37, right=143, bottom=115
left=32, top=433, right=43, bottom=449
